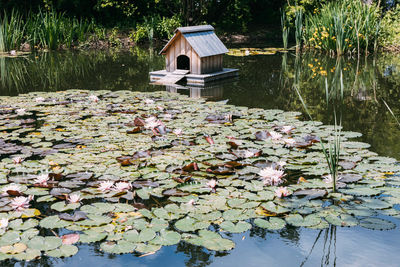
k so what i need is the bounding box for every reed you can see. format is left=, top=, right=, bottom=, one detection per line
left=0, top=10, right=25, bottom=52
left=294, top=8, right=303, bottom=53
left=281, top=10, right=290, bottom=50
left=303, top=0, right=380, bottom=55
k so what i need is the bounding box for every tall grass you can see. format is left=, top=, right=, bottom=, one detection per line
left=0, top=9, right=93, bottom=51
left=295, top=8, right=303, bottom=53
left=281, top=11, right=290, bottom=50
left=0, top=10, right=25, bottom=52
left=302, top=0, right=380, bottom=55
left=25, top=10, right=94, bottom=50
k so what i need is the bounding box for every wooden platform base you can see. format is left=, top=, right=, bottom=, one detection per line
left=150, top=68, right=238, bottom=86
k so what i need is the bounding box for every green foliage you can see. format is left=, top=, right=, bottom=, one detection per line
left=0, top=10, right=25, bottom=52
left=0, top=9, right=94, bottom=51
left=379, top=5, right=400, bottom=51
left=131, top=15, right=181, bottom=44
left=302, top=0, right=380, bottom=55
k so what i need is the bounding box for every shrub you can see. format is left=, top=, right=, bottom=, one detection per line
left=379, top=5, right=400, bottom=51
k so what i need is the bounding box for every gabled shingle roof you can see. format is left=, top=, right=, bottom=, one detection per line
left=159, top=25, right=229, bottom=58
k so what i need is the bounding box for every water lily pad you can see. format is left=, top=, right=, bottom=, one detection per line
left=46, top=244, right=78, bottom=257
left=151, top=229, right=181, bottom=246
left=359, top=218, right=396, bottom=230
left=175, top=217, right=210, bottom=232
left=220, top=221, right=252, bottom=233
left=254, top=217, right=286, bottom=230
left=184, top=230, right=235, bottom=251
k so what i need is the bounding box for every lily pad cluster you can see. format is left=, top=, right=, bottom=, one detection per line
left=0, top=89, right=399, bottom=261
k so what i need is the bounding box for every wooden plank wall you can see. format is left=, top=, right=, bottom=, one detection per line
left=165, top=33, right=224, bottom=74
left=200, top=55, right=223, bottom=74
left=165, top=33, right=201, bottom=74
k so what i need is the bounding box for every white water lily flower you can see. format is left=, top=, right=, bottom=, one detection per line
left=35, top=97, right=45, bottom=102
left=206, top=179, right=217, bottom=189
left=10, top=196, right=33, bottom=211
left=34, top=173, right=49, bottom=185
left=268, top=131, right=282, bottom=140
left=88, top=95, right=99, bottom=102
left=16, top=108, right=26, bottom=115
left=275, top=187, right=290, bottom=198
left=0, top=218, right=8, bottom=229
left=12, top=157, right=24, bottom=164
left=98, top=181, right=114, bottom=192
left=67, top=193, right=81, bottom=203
left=113, top=182, right=132, bottom=191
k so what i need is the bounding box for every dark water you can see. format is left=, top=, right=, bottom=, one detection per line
left=2, top=48, right=400, bottom=266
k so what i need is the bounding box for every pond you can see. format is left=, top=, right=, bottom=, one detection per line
left=1, top=48, right=400, bottom=267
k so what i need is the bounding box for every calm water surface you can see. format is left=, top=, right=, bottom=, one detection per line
left=2, top=47, right=400, bottom=266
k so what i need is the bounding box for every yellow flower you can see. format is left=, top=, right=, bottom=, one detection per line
left=349, top=44, right=352, bottom=47
left=345, top=38, right=349, bottom=42
left=320, top=70, right=327, bottom=76
left=343, top=67, right=347, bottom=71
left=308, top=64, right=314, bottom=68
left=309, top=37, right=315, bottom=42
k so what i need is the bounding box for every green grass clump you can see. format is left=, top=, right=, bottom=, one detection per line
left=302, top=0, right=380, bottom=55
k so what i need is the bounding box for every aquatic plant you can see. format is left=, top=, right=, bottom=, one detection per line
left=0, top=10, right=25, bottom=52
left=281, top=10, right=290, bottom=50
left=302, top=0, right=380, bottom=55
left=294, top=8, right=303, bottom=53
left=0, top=89, right=398, bottom=261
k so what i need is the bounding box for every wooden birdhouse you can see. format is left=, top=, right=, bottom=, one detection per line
left=150, top=25, right=238, bottom=86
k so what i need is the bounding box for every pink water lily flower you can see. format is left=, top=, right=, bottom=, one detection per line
left=281, top=126, right=294, bottom=134
left=98, top=181, right=114, bottom=192
left=206, top=179, right=217, bottom=189
left=88, top=95, right=99, bottom=102
left=259, top=167, right=285, bottom=186
left=16, top=108, right=26, bottom=116
left=34, top=173, right=49, bottom=186
left=173, top=128, right=183, bottom=136
left=268, top=131, right=283, bottom=140
left=0, top=218, right=8, bottom=229
left=275, top=187, right=291, bottom=198
left=113, top=181, right=132, bottom=191
left=144, top=99, right=154, bottom=104
left=144, top=116, right=162, bottom=129
left=12, top=157, right=24, bottom=164
left=187, top=199, right=196, bottom=205
left=67, top=193, right=81, bottom=203
left=35, top=97, right=45, bottom=102
left=10, top=196, right=33, bottom=211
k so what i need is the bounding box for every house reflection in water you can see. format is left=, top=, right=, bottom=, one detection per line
left=164, top=79, right=237, bottom=100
